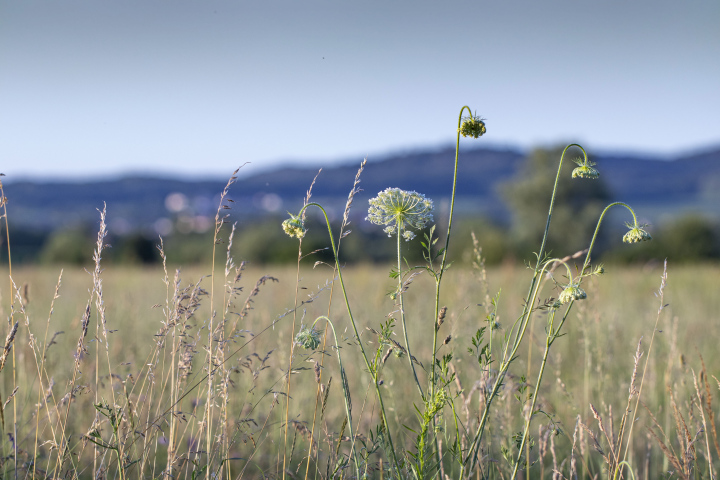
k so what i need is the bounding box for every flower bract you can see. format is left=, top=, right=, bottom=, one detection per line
left=623, top=222, right=652, bottom=243
left=366, top=188, right=434, bottom=241
left=282, top=214, right=306, bottom=239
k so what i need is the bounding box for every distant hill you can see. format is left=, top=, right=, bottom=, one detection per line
left=4, top=144, right=720, bottom=233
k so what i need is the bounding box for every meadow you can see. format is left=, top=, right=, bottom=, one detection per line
left=2, top=260, right=718, bottom=479
left=1, top=108, right=718, bottom=479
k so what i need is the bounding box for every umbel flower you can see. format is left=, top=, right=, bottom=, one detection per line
left=458, top=113, right=487, bottom=139
left=623, top=221, right=652, bottom=243
left=366, top=188, right=434, bottom=241
left=558, top=283, right=587, bottom=305
left=571, top=157, right=600, bottom=179
left=295, top=325, right=322, bottom=350
left=282, top=214, right=306, bottom=239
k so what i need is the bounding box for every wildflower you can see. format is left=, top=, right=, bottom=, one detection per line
left=295, top=325, right=322, bottom=350
left=558, top=284, right=587, bottom=305
left=571, top=157, right=600, bottom=179
left=623, top=221, right=652, bottom=244
left=366, top=188, right=434, bottom=241
left=282, top=214, right=306, bottom=239
left=459, top=113, right=487, bottom=139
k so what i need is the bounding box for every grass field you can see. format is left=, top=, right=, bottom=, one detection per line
left=2, top=120, right=718, bottom=479
left=1, top=259, right=718, bottom=479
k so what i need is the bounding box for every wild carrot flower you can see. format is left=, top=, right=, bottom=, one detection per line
left=571, top=157, right=599, bottom=179
left=458, top=113, right=487, bottom=138
left=623, top=221, right=652, bottom=243
left=558, top=284, right=587, bottom=305
left=366, top=188, right=434, bottom=241
left=295, top=325, right=322, bottom=350
left=282, top=214, right=306, bottom=239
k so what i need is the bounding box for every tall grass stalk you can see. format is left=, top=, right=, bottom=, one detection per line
left=0, top=177, right=18, bottom=480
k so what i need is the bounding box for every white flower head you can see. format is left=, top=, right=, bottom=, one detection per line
left=366, top=188, right=434, bottom=241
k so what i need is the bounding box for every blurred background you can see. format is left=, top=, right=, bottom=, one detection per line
left=1, top=0, right=719, bottom=266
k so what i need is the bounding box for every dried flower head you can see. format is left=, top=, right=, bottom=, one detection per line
left=558, top=284, right=587, bottom=305
left=571, top=157, right=599, bottom=179
left=282, top=214, right=306, bottom=239
left=459, top=113, right=487, bottom=139
left=623, top=221, right=652, bottom=243
left=295, top=325, right=322, bottom=350
left=366, top=188, right=434, bottom=241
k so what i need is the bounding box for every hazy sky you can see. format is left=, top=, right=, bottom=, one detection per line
left=1, top=1, right=718, bottom=179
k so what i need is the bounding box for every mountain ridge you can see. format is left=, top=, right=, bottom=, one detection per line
left=5, top=144, right=719, bottom=232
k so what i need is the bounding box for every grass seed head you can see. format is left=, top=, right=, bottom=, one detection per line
left=437, top=306, right=447, bottom=328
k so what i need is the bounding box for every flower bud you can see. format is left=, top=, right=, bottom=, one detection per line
left=571, top=157, right=599, bottom=179
left=282, top=214, right=307, bottom=239
left=295, top=325, right=322, bottom=350
left=623, top=222, right=652, bottom=244
left=558, top=284, right=587, bottom=305
left=458, top=114, right=487, bottom=139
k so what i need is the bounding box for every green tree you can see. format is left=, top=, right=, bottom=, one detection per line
left=502, top=147, right=611, bottom=258
left=39, top=228, right=94, bottom=265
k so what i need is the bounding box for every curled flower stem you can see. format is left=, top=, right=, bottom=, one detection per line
left=430, top=105, right=472, bottom=397
left=294, top=202, right=402, bottom=477
left=580, top=201, right=638, bottom=274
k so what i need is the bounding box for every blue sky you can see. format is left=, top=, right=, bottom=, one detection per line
left=1, top=0, right=718, bottom=180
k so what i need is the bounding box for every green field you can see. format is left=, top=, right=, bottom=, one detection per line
left=2, top=259, right=718, bottom=479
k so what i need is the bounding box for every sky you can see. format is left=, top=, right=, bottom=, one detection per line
left=1, top=0, right=718, bottom=180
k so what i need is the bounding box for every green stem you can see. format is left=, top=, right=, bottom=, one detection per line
left=397, top=223, right=424, bottom=398
left=310, top=316, right=361, bottom=479
left=511, top=302, right=573, bottom=479
left=580, top=201, right=637, bottom=274
left=462, top=144, right=585, bottom=476
left=510, top=201, right=641, bottom=479
left=430, top=105, right=472, bottom=395
left=428, top=105, right=473, bottom=477
left=295, top=203, right=402, bottom=477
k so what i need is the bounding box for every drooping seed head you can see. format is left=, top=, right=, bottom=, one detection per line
left=366, top=188, right=434, bottom=241
left=458, top=114, right=487, bottom=139
left=623, top=222, right=652, bottom=244
left=282, top=214, right=307, bottom=239
left=571, top=157, right=600, bottom=179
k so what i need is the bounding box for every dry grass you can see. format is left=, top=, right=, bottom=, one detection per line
left=0, top=259, right=717, bottom=478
